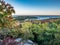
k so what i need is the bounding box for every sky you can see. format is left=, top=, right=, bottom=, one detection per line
left=5, top=0, right=60, bottom=15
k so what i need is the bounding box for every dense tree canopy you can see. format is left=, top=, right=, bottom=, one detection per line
left=20, top=19, right=60, bottom=45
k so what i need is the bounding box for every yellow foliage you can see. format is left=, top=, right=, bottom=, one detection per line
left=22, top=22, right=32, bottom=28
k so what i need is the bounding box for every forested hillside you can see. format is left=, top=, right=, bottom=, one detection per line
left=18, top=18, right=60, bottom=45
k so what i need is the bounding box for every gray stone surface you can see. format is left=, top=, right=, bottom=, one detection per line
left=0, top=41, right=4, bottom=45
left=15, top=38, right=36, bottom=45
left=15, top=38, right=22, bottom=42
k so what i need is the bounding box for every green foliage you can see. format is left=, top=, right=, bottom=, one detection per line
left=0, top=0, right=16, bottom=28
left=19, top=19, right=60, bottom=45
left=0, top=0, right=20, bottom=39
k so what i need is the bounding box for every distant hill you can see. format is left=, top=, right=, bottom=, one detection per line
left=12, top=15, right=38, bottom=20
left=12, top=15, right=60, bottom=21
